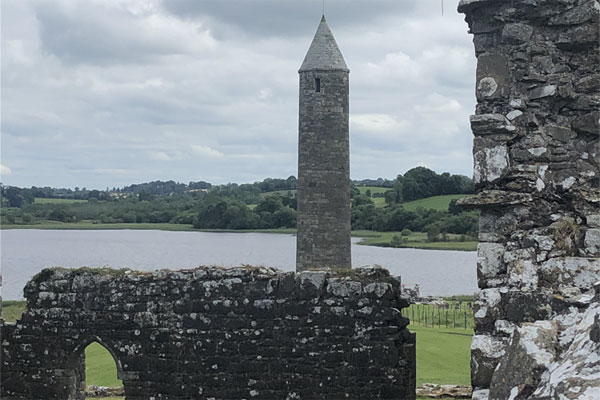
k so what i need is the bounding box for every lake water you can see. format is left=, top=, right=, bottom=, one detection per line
left=0, top=230, right=477, bottom=300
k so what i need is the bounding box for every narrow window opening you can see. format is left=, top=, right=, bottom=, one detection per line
left=315, top=78, right=321, bottom=92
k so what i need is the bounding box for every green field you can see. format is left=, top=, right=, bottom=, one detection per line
left=357, top=186, right=389, bottom=207
left=86, top=342, right=122, bottom=387
left=403, top=194, right=465, bottom=212
left=354, top=189, right=467, bottom=212
left=1, top=301, right=27, bottom=322
left=1, top=221, right=198, bottom=231
left=34, top=198, right=89, bottom=204
left=354, top=230, right=477, bottom=251
left=2, top=301, right=471, bottom=398
left=259, top=189, right=297, bottom=198
left=411, top=325, right=472, bottom=386
left=357, top=186, right=390, bottom=195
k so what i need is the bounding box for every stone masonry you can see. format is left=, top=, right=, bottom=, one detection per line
left=458, top=1, right=600, bottom=399
left=297, top=16, right=352, bottom=271
left=1, top=266, right=416, bottom=400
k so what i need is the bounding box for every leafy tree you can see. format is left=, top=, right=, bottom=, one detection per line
left=2, top=187, right=33, bottom=208
left=384, top=190, right=397, bottom=205
left=352, top=195, right=374, bottom=207
left=281, top=193, right=297, bottom=210
left=273, top=207, right=296, bottom=228
left=47, top=206, right=73, bottom=222
left=5, top=190, right=24, bottom=208
left=427, top=224, right=441, bottom=242
left=255, top=196, right=284, bottom=214
left=448, top=199, right=462, bottom=215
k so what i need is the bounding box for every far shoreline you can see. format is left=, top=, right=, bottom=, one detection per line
left=1, top=222, right=478, bottom=252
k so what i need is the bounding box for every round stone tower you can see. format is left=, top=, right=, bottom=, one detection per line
left=296, top=15, right=351, bottom=272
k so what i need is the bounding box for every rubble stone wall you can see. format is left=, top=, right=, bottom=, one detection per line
left=1, top=266, right=415, bottom=400
left=458, top=1, right=600, bottom=399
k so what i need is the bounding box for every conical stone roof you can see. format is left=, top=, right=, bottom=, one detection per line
left=299, top=15, right=349, bottom=72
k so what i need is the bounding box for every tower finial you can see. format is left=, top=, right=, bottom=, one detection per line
left=323, top=0, right=325, bottom=16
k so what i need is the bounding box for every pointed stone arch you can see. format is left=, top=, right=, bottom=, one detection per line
left=70, top=334, right=125, bottom=381
left=63, top=334, right=126, bottom=400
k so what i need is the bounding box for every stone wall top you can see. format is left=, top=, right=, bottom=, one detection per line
left=23, top=265, right=404, bottom=306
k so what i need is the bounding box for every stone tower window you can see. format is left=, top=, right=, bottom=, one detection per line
left=315, top=78, right=321, bottom=92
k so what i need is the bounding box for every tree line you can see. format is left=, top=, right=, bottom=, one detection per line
left=1, top=167, right=477, bottom=238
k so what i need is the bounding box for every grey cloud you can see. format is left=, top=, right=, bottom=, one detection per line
left=33, top=1, right=215, bottom=65
left=161, top=0, right=417, bottom=39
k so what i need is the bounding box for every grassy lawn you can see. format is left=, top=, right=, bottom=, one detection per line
left=354, top=190, right=467, bottom=212
left=411, top=325, right=472, bottom=387
left=1, top=301, right=27, bottom=322
left=371, top=197, right=386, bottom=207
left=357, top=186, right=390, bottom=195
left=357, top=186, right=389, bottom=207
left=34, top=198, right=89, bottom=204
left=354, top=230, right=477, bottom=251
left=2, top=301, right=472, bottom=398
left=403, top=194, right=465, bottom=212
left=1, top=221, right=198, bottom=231
left=86, top=342, right=122, bottom=387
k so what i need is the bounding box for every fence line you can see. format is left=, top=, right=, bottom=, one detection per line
left=401, top=301, right=474, bottom=330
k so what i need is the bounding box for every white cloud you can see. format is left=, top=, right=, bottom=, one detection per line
left=1, top=164, right=13, bottom=175
left=351, top=114, right=406, bottom=133
left=191, top=145, right=224, bottom=158
left=366, top=52, right=421, bottom=84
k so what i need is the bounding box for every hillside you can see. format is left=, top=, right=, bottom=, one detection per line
left=403, top=194, right=465, bottom=212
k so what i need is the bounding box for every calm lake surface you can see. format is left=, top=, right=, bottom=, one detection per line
left=1, top=230, right=477, bottom=300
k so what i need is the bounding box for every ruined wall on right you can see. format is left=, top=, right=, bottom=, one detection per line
left=458, top=1, right=599, bottom=399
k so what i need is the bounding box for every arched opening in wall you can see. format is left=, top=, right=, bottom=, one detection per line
left=84, top=341, right=123, bottom=397
left=67, top=337, right=125, bottom=400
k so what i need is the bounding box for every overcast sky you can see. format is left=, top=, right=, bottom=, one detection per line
left=1, top=0, right=476, bottom=189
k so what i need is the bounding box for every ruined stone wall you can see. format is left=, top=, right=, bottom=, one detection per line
left=1, top=266, right=415, bottom=400
left=458, top=1, right=600, bottom=399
